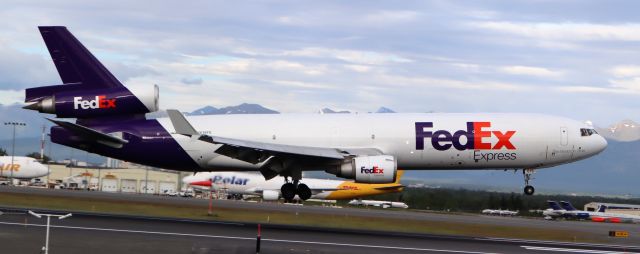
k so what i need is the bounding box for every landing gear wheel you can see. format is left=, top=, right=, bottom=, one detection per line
left=524, top=185, right=535, bottom=196
left=522, top=169, right=536, bottom=195
left=281, top=183, right=296, bottom=202
left=297, top=184, right=312, bottom=201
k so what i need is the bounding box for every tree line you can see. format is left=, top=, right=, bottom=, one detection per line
left=0, top=147, right=51, bottom=163
left=342, top=187, right=640, bottom=215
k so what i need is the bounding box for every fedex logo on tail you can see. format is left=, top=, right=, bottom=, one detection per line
left=415, top=122, right=516, bottom=151
left=73, top=95, right=116, bottom=110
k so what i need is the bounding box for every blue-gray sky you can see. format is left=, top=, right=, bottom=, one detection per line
left=1, top=0, right=639, bottom=125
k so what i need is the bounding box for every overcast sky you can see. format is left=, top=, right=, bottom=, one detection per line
left=1, top=0, right=639, bottom=125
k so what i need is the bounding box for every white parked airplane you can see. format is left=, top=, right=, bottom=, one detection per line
left=25, top=26, right=608, bottom=202
left=183, top=171, right=404, bottom=201
left=559, top=201, right=640, bottom=223
left=348, top=199, right=409, bottom=209
left=0, top=156, right=49, bottom=179
left=482, top=209, right=518, bottom=216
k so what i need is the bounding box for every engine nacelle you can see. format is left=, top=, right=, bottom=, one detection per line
left=24, top=85, right=159, bottom=118
left=262, top=190, right=279, bottom=201
left=326, top=155, right=397, bottom=184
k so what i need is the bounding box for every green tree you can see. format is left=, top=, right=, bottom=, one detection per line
left=25, top=152, right=51, bottom=163
left=0, top=147, right=6, bottom=156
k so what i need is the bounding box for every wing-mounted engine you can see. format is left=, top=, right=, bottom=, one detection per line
left=326, top=155, right=397, bottom=184
left=262, top=190, right=280, bottom=201
left=24, top=84, right=159, bottom=118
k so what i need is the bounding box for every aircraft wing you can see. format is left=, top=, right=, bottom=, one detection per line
left=167, top=110, right=374, bottom=166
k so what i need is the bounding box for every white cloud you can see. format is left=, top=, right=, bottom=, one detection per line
left=554, top=85, right=638, bottom=95
left=610, top=65, right=640, bottom=78
left=609, top=78, right=640, bottom=92
left=0, top=89, right=24, bottom=105
left=362, top=10, right=420, bottom=24
left=472, top=21, right=640, bottom=41
left=282, top=47, right=412, bottom=65
left=343, top=64, right=372, bottom=73
left=498, top=65, right=563, bottom=78
left=376, top=74, right=532, bottom=91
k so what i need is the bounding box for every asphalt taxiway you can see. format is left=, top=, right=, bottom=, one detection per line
left=1, top=209, right=639, bottom=254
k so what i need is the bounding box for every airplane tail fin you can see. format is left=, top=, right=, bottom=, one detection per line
left=39, top=26, right=123, bottom=89
left=559, top=201, right=576, bottom=211
left=24, top=26, right=158, bottom=120
left=547, top=200, right=563, bottom=210
left=394, top=170, right=404, bottom=184
left=597, top=205, right=607, bottom=213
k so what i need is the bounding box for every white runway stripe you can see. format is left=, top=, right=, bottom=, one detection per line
left=521, top=245, right=640, bottom=254
left=0, top=221, right=503, bottom=254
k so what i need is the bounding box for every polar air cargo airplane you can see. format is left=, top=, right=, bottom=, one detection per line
left=24, top=26, right=607, bottom=201
left=183, top=171, right=404, bottom=201
left=0, top=156, right=49, bottom=179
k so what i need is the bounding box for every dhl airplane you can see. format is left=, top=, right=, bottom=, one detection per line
left=24, top=26, right=607, bottom=202
left=183, top=171, right=404, bottom=201
left=0, top=156, right=49, bottom=179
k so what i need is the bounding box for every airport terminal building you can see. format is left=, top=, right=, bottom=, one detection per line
left=585, top=202, right=640, bottom=216
left=44, top=163, right=182, bottom=195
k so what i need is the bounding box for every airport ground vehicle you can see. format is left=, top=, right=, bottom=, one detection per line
left=24, top=26, right=607, bottom=201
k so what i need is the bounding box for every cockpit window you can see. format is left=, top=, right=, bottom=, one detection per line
left=580, top=128, right=597, bottom=137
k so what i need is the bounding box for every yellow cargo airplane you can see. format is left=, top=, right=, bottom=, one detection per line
left=183, top=170, right=404, bottom=201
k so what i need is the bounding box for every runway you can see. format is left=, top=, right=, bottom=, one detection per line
left=1, top=185, right=639, bottom=245
left=1, top=209, right=639, bottom=254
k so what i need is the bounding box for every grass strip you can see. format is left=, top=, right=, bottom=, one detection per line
left=0, top=192, right=602, bottom=243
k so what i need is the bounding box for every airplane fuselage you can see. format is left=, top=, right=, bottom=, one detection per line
left=51, top=113, right=606, bottom=173
left=0, top=156, right=49, bottom=179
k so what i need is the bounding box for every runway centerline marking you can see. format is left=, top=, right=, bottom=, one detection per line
left=0, top=221, right=503, bottom=254
left=521, top=245, right=640, bottom=254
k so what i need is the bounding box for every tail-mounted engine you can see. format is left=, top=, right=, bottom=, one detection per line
left=23, top=84, right=159, bottom=118
left=326, top=155, right=397, bottom=183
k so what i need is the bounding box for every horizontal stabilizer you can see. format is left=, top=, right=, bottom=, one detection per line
left=47, top=118, right=129, bottom=148
left=374, top=185, right=405, bottom=191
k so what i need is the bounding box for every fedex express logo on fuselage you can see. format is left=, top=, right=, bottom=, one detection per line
left=73, top=95, right=116, bottom=110
left=415, top=122, right=516, bottom=151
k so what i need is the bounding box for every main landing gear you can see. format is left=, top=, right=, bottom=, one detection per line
left=281, top=177, right=312, bottom=202
left=523, top=169, right=536, bottom=195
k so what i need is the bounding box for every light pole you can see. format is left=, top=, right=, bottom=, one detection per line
left=4, top=122, right=26, bottom=186
left=28, top=210, right=72, bottom=254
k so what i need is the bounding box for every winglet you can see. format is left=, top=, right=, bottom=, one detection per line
left=166, top=109, right=199, bottom=136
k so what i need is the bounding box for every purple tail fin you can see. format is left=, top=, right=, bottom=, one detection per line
left=24, top=26, right=158, bottom=119
left=597, top=205, right=606, bottom=213
left=38, top=26, right=123, bottom=88
left=547, top=200, right=563, bottom=210
left=559, top=201, right=577, bottom=211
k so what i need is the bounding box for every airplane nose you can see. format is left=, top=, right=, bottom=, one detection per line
left=594, top=135, right=608, bottom=154
left=39, top=164, right=50, bottom=176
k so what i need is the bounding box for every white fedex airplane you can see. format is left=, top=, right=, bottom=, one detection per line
left=183, top=171, right=404, bottom=201
left=25, top=26, right=608, bottom=202
left=0, top=156, right=49, bottom=179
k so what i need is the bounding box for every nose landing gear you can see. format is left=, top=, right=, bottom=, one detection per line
left=523, top=169, right=536, bottom=195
